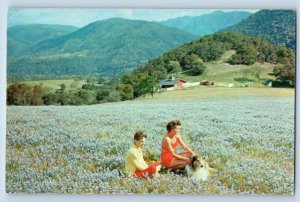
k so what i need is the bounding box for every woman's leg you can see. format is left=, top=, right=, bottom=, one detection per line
left=168, top=152, right=192, bottom=171
left=168, top=158, right=189, bottom=170
left=178, top=152, right=192, bottom=157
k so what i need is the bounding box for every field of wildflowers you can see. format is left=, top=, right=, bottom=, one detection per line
left=6, top=93, right=294, bottom=194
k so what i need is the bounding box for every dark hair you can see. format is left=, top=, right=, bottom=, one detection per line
left=174, top=120, right=181, bottom=126
left=166, top=120, right=181, bottom=132
left=134, top=130, right=147, bottom=141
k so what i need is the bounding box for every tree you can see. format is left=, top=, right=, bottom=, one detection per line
left=31, top=85, right=44, bottom=105
left=257, top=44, right=277, bottom=63
left=117, top=84, right=134, bottom=101
left=237, top=45, right=257, bottom=65
left=7, top=83, right=44, bottom=105
left=227, top=54, right=241, bottom=65
left=96, top=89, right=110, bottom=102
left=8, top=83, right=25, bottom=105
left=42, top=92, right=59, bottom=105
left=77, top=89, right=97, bottom=104
left=137, top=75, right=159, bottom=98
left=180, top=54, right=199, bottom=70
left=191, top=59, right=206, bottom=76
left=193, top=41, right=227, bottom=62
left=273, top=63, right=295, bottom=86
left=147, top=64, right=167, bottom=81
left=228, top=45, right=257, bottom=65
left=276, top=46, right=295, bottom=64
left=7, top=83, right=30, bottom=105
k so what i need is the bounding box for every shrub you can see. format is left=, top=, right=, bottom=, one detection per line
left=191, top=59, right=206, bottom=75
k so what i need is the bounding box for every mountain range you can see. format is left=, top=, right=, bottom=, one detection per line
left=160, top=11, right=252, bottom=36
left=8, top=18, right=197, bottom=81
left=7, top=10, right=295, bottom=82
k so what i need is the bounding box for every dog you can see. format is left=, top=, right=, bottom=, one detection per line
left=185, top=155, right=216, bottom=181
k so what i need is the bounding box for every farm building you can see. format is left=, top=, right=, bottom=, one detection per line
left=159, top=75, right=186, bottom=90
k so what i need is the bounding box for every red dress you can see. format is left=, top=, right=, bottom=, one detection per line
left=161, top=137, right=179, bottom=168
left=134, top=162, right=161, bottom=178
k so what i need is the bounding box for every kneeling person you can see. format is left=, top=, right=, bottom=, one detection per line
left=125, top=131, right=161, bottom=178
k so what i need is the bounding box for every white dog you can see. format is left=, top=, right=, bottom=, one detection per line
left=185, top=155, right=216, bottom=181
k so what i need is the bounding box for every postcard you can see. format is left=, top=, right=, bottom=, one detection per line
left=6, top=8, right=295, bottom=194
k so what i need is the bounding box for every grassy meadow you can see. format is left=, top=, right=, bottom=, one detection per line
left=6, top=86, right=295, bottom=194
left=177, top=51, right=277, bottom=87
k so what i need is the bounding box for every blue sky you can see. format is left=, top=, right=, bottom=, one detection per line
left=8, top=8, right=258, bottom=28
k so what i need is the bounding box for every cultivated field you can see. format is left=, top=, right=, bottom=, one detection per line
left=6, top=88, right=294, bottom=194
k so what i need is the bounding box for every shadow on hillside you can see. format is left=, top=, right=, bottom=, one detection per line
left=234, top=77, right=255, bottom=83
left=182, top=70, right=199, bottom=76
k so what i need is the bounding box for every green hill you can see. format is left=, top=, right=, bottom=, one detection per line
left=160, top=11, right=251, bottom=36
left=219, top=10, right=296, bottom=51
left=118, top=32, right=295, bottom=100
left=8, top=24, right=79, bottom=56
left=8, top=18, right=197, bottom=82
left=141, top=32, right=294, bottom=75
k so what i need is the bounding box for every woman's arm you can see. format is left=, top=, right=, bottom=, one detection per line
left=176, top=134, right=195, bottom=155
left=165, top=137, right=190, bottom=161
left=130, top=150, right=148, bottom=171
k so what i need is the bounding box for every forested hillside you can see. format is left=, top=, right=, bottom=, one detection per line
left=220, top=10, right=296, bottom=51
left=117, top=32, right=295, bottom=100
left=8, top=18, right=197, bottom=82
left=8, top=24, right=79, bottom=56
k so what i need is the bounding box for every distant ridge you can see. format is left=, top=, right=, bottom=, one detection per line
left=8, top=18, right=197, bottom=81
left=8, top=24, right=79, bottom=56
left=160, top=11, right=252, bottom=36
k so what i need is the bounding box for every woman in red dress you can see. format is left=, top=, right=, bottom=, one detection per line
left=161, top=120, right=195, bottom=171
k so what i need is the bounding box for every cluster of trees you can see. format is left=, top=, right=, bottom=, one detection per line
left=7, top=83, right=44, bottom=105
left=227, top=45, right=257, bottom=65
left=272, top=46, right=295, bottom=86
left=117, top=72, right=160, bottom=100
left=7, top=77, right=121, bottom=106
